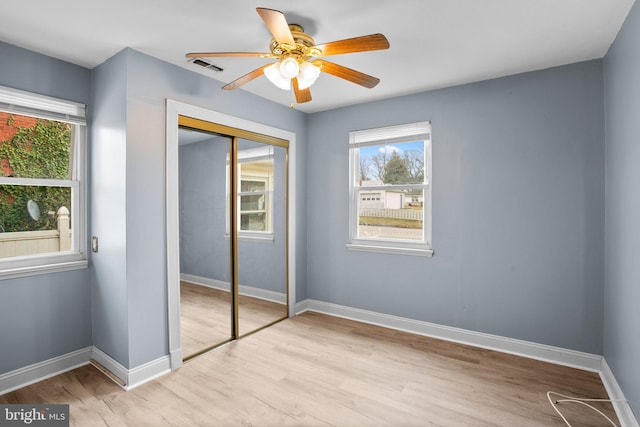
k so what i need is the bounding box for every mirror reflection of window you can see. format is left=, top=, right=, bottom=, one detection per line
left=239, top=168, right=271, bottom=232
left=227, top=145, right=274, bottom=237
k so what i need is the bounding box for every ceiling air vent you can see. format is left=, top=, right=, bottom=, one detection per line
left=190, top=58, right=223, bottom=72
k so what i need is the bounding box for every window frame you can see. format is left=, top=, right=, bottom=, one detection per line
left=0, top=85, right=87, bottom=279
left=239, top=174, right=270, bottom=232
left=226, top=145, right=275, bottom=242
left=347, top=121, right=433, bottom=257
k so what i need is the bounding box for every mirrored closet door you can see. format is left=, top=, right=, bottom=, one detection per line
left=177, top=117, right=289, bottom=360
left=236, top=139, right=288, bottom=337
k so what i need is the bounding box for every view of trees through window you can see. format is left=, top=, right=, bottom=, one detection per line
left=356, top=140, right=426, bottom=241
left=0, top=113, right=72, bottom=232
left=358, top=141, right=424, bottom=185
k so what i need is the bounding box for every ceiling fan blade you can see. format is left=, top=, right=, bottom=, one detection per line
left=222, top=64, right=270, bottom=90
left=292, top=78, right=312, bottom=103
left=256, top=7, right=295, bottom=46
left=314, top=60, right=380, bottom=88
left=186, top=52, right=272, bottom=58
left=312, top=34, right=390, bottom=56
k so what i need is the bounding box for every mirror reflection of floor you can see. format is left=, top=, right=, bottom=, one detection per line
left=180, top=281, right=286, bottom=359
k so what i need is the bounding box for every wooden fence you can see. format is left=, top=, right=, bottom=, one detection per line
left=359, top=208, right=423, bottom=221
left=0, top=207, right=71, bottom=258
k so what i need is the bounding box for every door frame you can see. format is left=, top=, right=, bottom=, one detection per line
left=165, top=99, right=297, bottom=370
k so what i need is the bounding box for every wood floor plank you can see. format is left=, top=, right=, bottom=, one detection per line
left=1, top=312, right=618, bottom=426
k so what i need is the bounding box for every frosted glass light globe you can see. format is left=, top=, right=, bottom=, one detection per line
left=279, top=58, right=300, bottom=79
left=264, top=62, right=291, bottom=90
left=297, top=61, right=321, bottom=89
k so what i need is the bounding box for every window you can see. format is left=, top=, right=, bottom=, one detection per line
left=239, top=173, right=271, bottom=232
left=347, top=121, right=432, bottom=256
left=227, top=145, right=274, bottom=240
left=0, top=86, right=87, bottom=278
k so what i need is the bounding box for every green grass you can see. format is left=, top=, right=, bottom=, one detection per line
left=359, top=216, right=423, bottom=229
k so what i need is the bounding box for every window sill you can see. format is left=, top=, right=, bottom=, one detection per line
left=0, top=259, right=88, bottom=280
left=346, top=243, right=433, bottom=257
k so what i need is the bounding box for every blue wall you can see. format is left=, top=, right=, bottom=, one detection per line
left=0, top=42, right=92, bottom=375
left=179, top=136, right=231, bottom=284
left=307, top=60, right=605, bottom=353
left=0, top=270, right=91, bottom=375
left=604, top=0, right=640, bottom=416
left=90, top=49, right=130, bottom=366
left=0, top=41, right=90, bottom=104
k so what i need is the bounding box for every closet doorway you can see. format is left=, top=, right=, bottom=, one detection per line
left=166, top=102, right=296, bottom=368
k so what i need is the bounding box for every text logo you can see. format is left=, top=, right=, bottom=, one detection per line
left=0, top=405, right=69, bottom=427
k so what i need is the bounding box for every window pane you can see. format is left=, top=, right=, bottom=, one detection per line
left=358, top=140, right=424, bottom=186
left=241, top=212, right=266, bottom=231
left=357, top=189, right=424, bottom=241
left=236, top=146, right=273, bottom=233
left=0, top=112, right=72, bottom=180
left=241, top=179, right=266, bottom=192
left=240, top=194, right=266, bottom=211
left=0, top=185, right=73, bottom=258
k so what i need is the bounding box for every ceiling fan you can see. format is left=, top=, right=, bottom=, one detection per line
left=186, top=7, right=390, bottom=104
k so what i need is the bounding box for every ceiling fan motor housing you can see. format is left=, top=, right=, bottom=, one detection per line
left=269, top=25, right=321, bottom=59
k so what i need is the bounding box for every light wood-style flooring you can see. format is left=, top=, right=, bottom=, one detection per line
left=1, top=312, right=617, bottom=426
left=180, top=281, right=287, bottom=358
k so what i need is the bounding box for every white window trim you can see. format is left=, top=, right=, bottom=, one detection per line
left=0, top=86, right=87, bottom=279
left=347, top=121, right=433, bottom=257
left=239, top=174, right=271, bottom=229
left=225, top=145, right=275, bottom=242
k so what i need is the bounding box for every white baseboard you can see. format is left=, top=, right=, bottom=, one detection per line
left=294, top=299, right=310, bottom=314
left=296, top=299, right=602, bottom=372
left=1, top=346, right=171, bottom=396
left=181, top=274, right=229, bottom=293
left=600, top=358, right=639, bottom=427
left=181, top=273, right=286, bottom=305
left=170, top=349, right=183, bottom=370
left=91, top=347, right=170, bottom=391
left=90, top=347, right=128, bottom=388
left=0, top=347, right=92, bottom=395
left=127, top=355, right=171, bottom=390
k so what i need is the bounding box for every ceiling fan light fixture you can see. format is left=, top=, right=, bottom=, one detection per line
left=193, top=8, right=389, bottom=102
left=279, top=57, right=300, bottom=79
left=264, top=62, right=291, bottom=90
left=297, top=61, right=321, bottom=90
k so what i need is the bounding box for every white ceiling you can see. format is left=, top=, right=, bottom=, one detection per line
left=0, top=0, right=635, bottom=113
